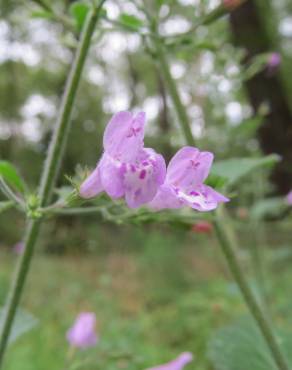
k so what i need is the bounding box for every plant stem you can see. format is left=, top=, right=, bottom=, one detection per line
left=0, top=178, right=25, bottom=211
left=0, top=4, right=105, bottom=366
left=213, top=212, right=290, bottom=370
left=153, top=36, right=196, bottom=146
left=154, top=26, right=290, bottom=369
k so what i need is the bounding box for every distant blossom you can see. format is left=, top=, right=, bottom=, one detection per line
left=146, top=352, right=193, bottom=370
left=286, top=191, right=292, bottom=205
left=148, top=147, right=229, bottom=211
left=267, top=52, right=281, bottom=75
left=67, top=312, right=98, bottom=349
left=192, top=221, right=213, bottom=234
left=80, top=111, right=166, bottom=208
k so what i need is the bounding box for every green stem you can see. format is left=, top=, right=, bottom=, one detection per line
left=154, top=26, right=290, bottom=369
left=0, top=4, right=105, bottom=366
left=153, top=37, right=196, bottom=146
left=213, top=212, right=290, bottom=370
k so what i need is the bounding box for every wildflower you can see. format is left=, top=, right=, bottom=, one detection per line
left=223, top=0, right=244, bottom=11
left=147, top=352, right=193, bottom=370
left=267, top=52, right=281, bottom=74
left=192, top=221, right=213, bottom=234
left=80, top=111, right=166, bottom=208
left=286, top=191, right=292, bottom=205
left=148, top=147, right=229, bottom=211
left=13, top=242, right=24, bottom=254
left=66, top=312, right=98, bottom=349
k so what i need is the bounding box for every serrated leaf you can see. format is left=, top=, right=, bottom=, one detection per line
left=69, top=1, right=90, bottom=31
left=118, top=13, right=144, bottom=31
left=208, top=318, right=292, bottom=370
left=0, top=161, right=26, bottom=194
left=0, top=309, right=38, bottom=344
left=210, top=155, right=279, bottom=188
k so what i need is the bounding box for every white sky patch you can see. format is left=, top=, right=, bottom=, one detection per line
left=218, top=78, right=232, bottom=93
left=142, top=96, right=160, bottom=121
left=279, top=17, right=292, bottom=37
left=87, top=65, right=105, bottom=86
left=170, top=62, right=186, bottom=79
left=0, top=41, right=41, bottom=66
left=104, top=1, right=120, bottom=18
left=21, top=118, right=42, bottom=142
left=225, top=101, right=243, bottom=125
left=126, top=34, right=140, bottom=53
left=21, top=94, right=56, bottom=119
left=159, top=16, right=191, bottom=36
left=0, top=20, right=9, bottom=38
left=200, top=52, right=214, bottom=75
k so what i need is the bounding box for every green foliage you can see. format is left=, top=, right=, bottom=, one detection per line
left=118, top=13, right=144, bottom=31
left=69, top=1, right=90, bottom=31
left=210, top=155, right=280, bottom=189
left=250, top=197, right=288, bottom=220
left=0, top=161, right=27, bottom=194
left=0, top=309, right=37, bottom=345
left=208, top=318, right=292, bottom=370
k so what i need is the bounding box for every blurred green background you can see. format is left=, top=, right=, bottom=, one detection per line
left=1, top=0, right=292, bottom=369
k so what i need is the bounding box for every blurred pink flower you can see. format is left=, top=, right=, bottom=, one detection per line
left=80, top=111, right=166, bottom=208
left=148, top=147, right=229, bottom=211
left=147, top=352, right=193, bottom=370
left=286, top=191, right=292, bottom=205
left=192, top=221, right=213, bottom=234
left=67, top=312, right=98, bottom=349
left=13, top=242, right=24, bottom=254
left=267, top=52, right=281, bottom=76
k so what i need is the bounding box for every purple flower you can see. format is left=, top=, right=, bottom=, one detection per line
left=268, top=52, right=281, bottom=69
left=147, top=352, right=194, bottom=370
left=286, top=190, right=292, bottom=205
left=80, top=111, right=166, bottom=208
left=66, top=312, right=98, bottom=349
left=13, top=242, right=24, bottom=254
left=148, top=146, right=229, bottom=211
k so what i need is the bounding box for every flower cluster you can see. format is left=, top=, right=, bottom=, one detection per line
left=80, top=112, right=229, bottom=211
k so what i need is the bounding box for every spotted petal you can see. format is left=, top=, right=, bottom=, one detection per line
left=166, top=146, right=214, bottom=190
left=123, top=149, right=166, bottom=208
left=179, top=184, right=229, bottom=212
left=103, top=111, right=145, bottom=162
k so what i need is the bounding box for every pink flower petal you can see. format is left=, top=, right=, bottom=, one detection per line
left=147, top=352, right=193, bottom=370
left=166, top=147, right=214, bottom=189
left=80, top=166, right=103, bottom=198
left=103, top=111, right=145, bottom=162
left=99, top=154, right=125, bottom=199
left=66, top=312, right=98, bottom=349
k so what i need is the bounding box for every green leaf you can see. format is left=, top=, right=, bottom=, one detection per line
left=250, top=197, right=287, bottom=220
left=208, top=318, right=292, bottom=370
left=69, top=1, right=90, bottom=31
left=31, top=10, right=54, bottom=20
left=118, top=13, right=144, bottom=31
left=210, top=155, right=279, bottom=188
left=0, top=161, right=26, bottom=194
left=0, top=309, right=38, bottom=344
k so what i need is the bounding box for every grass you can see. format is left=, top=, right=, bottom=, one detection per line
left=0, top=224, right=291, bottom=370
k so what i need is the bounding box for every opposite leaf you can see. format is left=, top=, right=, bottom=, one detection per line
left=0, top=161, right=26, bottom=194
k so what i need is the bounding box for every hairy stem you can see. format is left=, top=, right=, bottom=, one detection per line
left=153, top=37, right=196, bottom=146
left=0, top=3, right=105, bottom=365
left=213, top=212, right=290, bottom=370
